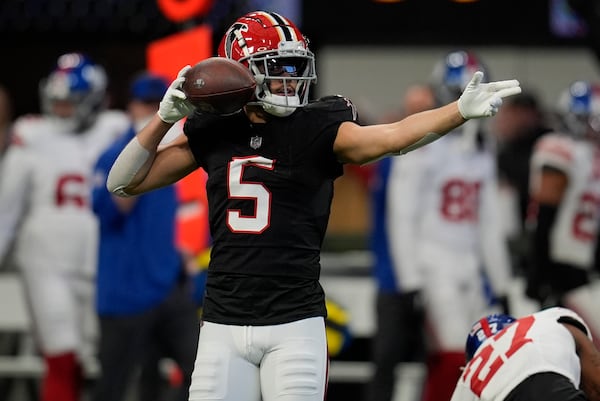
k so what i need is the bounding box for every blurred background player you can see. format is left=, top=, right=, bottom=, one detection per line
left=0, top=83, right=18, bottom=401
left=450, top=307, right=600, bottom=401
left=91, top=72, right=200, bottom=401
left=381, top=50, right=513, bottom=401
left=366, top=83, right=436, bottom=401
left=491, top=90, right=552, bottom=275
left=526, top=80, right=600, bottom=346
left=0, top=52, right=129, bottom=401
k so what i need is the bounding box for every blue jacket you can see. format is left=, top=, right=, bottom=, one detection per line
left=370, top=157, right=402, bottom=293
left=92, top=127, right=183, bottom=315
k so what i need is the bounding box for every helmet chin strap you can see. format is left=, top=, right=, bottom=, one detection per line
left=261, top=94, right=300, bottom=117
left=253, top=73, right=302, bottom=117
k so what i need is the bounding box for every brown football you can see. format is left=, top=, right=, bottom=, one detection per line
left=182, top=57, right=256, bottom=115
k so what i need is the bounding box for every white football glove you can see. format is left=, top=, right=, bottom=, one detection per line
left=157, top=65, right=196, bottom=124
left=457, top=71, right=521, bottom=119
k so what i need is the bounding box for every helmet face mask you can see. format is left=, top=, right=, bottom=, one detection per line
left=40, top=53, right=107, bottom=132
left=557, top=80, right=600, bottom=138
left=465, top=314, right=516, bottom=362
left=218, top=11, right=317, bottom=117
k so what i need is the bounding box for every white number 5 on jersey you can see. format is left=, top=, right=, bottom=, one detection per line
left=227, top=156, right=274, bottom=233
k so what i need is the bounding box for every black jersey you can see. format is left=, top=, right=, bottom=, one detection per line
left=184, top=96, right=357, bottom=325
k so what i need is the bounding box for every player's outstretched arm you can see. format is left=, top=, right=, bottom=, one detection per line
left=334, top=71, right=521, bottom=164
left=107, top=66, right=197, bottom=197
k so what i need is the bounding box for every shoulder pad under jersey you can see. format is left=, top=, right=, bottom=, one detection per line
left=532, top=132, right=575, bottom=172
left=184, top=110, right=231, bottom=131
left=538, top=307, right=594, bottom=342
left=12, top=114, right=48, bottom=146
left=309, top=95, right=357, bottom=113
left=95, top=109, right=130, bottom=127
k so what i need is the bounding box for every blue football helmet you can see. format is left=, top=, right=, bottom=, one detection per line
left=39, top=52, right=107, bottom=132
left=465, top=314, right=516, bottom=362
left=557, top=80, right=600, bottom=138
left=431, top=50, right=489, bottom=105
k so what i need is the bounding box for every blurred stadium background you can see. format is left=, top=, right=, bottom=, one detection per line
left=2, top=0, right=599, bottom=117
left=1, top=0, right=600, bottom=400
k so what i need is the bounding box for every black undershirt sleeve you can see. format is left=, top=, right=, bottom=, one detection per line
left=525, top=203, right=557, bottom=302
left=558, top=316, right=590, bottom=337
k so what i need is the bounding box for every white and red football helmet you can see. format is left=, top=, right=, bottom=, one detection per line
left=217, top=11, right=317, bottom=117
left=39, top=52, right=107, bottom=132
left=430, top=50, right=489, bottom=105
left=557, top=80, right=600, bottom=138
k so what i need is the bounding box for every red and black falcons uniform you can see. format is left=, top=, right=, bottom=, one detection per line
left=183, top=95, right=357, bottom=326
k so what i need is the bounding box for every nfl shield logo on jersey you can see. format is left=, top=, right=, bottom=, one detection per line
left=250, top=136, right=262, bottom=149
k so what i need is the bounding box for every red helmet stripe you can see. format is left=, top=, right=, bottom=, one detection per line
left=480, top=317, right=493, bottom=337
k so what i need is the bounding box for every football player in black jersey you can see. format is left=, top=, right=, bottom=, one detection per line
left=106, top=10, right=521, bottom=401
